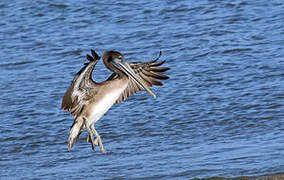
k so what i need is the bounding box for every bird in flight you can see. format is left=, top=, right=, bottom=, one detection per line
left=61, top=49, right=170, bottom=153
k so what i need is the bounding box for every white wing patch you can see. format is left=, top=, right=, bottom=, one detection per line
left=71, top=69, right=89, bottom=102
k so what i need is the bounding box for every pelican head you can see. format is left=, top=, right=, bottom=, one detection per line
left=103, top=51, right=156, bottom=98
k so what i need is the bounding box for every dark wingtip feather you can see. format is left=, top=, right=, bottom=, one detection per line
left=152, top=51, right=162, bottom=63
left=91, top=49, right=100, bottom=60
left=86, top=54, right=94, bottom=61
left=151, top=60, right=165, bottom=66
left=150, top=67, right=170, bottom=72
left=149, top=77, right=163, bottom=86
left=142, top=69, right=169, bottom=80
left=156, top=74, right=169, bottom=80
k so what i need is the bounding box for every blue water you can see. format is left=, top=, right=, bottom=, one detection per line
left=0, top=0, right=283, bottom=179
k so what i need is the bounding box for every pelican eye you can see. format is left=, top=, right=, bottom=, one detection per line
left=107, top=56, right=112, bottom=62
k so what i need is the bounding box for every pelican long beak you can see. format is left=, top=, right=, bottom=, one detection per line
left=111, top=59, right=156, bottom=98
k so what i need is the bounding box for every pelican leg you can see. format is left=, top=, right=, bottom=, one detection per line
left=86, top=134, right=95, bottom=144
left=83, top=118, right=96, bottom=151
left=86, top=124, right=98, bottom=146
left=91, top=124, right=107, bottom=153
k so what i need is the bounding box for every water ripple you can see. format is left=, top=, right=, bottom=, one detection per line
left=0, top=0, right=283, bottom=179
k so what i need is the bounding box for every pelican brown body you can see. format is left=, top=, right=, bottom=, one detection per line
left=61, top=49, right=170, bottom=153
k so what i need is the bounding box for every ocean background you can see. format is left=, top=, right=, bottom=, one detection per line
left=0, top=0, right=283, bottom=179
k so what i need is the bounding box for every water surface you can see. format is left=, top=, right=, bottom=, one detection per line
left=0, top=0, right=283, bottom=179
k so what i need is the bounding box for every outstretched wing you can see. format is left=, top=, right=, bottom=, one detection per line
left=61, top=50, right=100, bottom=117
left=115, top=51, right=170, bottom=104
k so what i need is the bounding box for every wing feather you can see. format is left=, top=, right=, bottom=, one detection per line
left=61, top=49, right=100, bottom=117
left=114, top=54, right=170, bottom=104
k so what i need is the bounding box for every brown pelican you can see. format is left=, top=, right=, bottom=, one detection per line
left=61, top=49, right=170, bottom=153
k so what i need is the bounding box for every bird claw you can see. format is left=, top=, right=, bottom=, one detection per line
left=95, top=136, right=107, bottom=153
left=94, top=138, right=99, bottom=146
left=87, top=135, right=107, bottom=153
